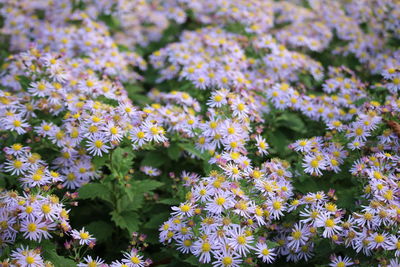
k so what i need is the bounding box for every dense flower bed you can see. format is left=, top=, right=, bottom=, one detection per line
left=0, top=0, right=399, bottom=266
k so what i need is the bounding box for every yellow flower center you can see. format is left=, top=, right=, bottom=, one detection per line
left=12, top=143, right=23, bottom=150
left=26, top=256, right=35, bottom=264
left=86, top=80, right=94, bottom=87
left=43, top=124, right=52, bottom=131
left=216, top=197, right=226, bottom=206
left=262, top=248, right=270, bottom=255
left=150, top=126, right=159, bottom=135
left=355, top=128, right=363, bottom=136
left=110, top=127, right=118, bottom=135
left=32, top=173, right=42, bottom=181
left=259, top=141, right=266, bottom=149
left=364, top=212, right=373, bottom=220
left=136, top=131, right=145, bottom=139
left=222, top=256, right=233, bottom=266
left=292, top=230, right=302, bottom=240
left=325, top=219, right=335, bottom=228
left=94, top=140, right=103, bottom=148
left=42, top=204, right=51, bottom=214
left=13, top=120, right=22, bottom=127
left=237, top=235, right=246, bottom=244
left=180, top=205, right=190, bottom=212
left=374, top=235, right=384, bottom=243
left=214, top=95, right=223, bottom=102
left=13, top=160, right=23, bottom=169
left=131, top=257, right=140, bottom=264
left=88, top=125, right=98, bottom=133
left=26, top=206, right=33, bottom=214
left=27, top=223, right=37, bottom=232
left=202, top=242, right=211, bottom=252
left=38, top=83, right=46, bottom=91
left=310, top=159, right=319, bottom=168
left=272, top=201, right=282, bottom=210
left=80, top=232, right=89, bottom=239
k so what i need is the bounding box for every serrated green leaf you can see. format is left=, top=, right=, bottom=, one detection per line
left=43, top=250, right=77, bottom=267
left=112, top=147, right=135, bottom=176
left=0, top=175, right=6, bottom=189
left=145, top=211, right=171, bottom=229
left=266, top=240, right=279, bottom=249
left=158, top=198, right=180, bottom=205
left=92, top=156, right=108, bottom=170
left=277, top=113, right=306, bottom=133
left=17, top=75, right=31, bottom=90
left=268, top=132, right=290, bottom=155
left=34, top=240, right=77, bottom=267
left=294, top=178, right=319, bottom=193
left=85, top=221, right=113, bottom=242
left=167, top=143, right=181, bottom=161
left=110, top=210, right=140, bottom=233
left=131, top=179, right=164, bottom=193
left=78, top=183, right=113, bottom=204
left=336, top=188, right=357, bottom=209
left=141, top=151, right=166, bottom=167
left=182, top=255, right=207, bottom=266
left=179, top=143, right=209, bottom=160
left=120, top=190, right=144, bottom=211
left=120, top=180, right=163, bottom=211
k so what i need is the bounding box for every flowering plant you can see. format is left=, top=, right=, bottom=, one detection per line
left=0, top=0, right=399, bottom=267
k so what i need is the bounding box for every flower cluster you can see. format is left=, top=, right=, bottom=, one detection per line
left=0, top=190, right=70, bottom=247
left=154, top=0, right=400, bottom=266
left=0, top=0, right=399, bottom=266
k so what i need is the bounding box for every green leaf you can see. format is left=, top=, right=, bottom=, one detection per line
left=354, top=97, right=368, bottom=106
left=336, top=188, right=357, bottom=209
left=92, top=156, right=108, bottom=170
left=17, top=75, right=31, bottom=90
left=110, top=210, right=140, bottom=233
left=313, top=239, right=333, bottom=256
left=131, top=179, right=164, bottom=193
left=141, top=151, right=166, bottom=167
left=268, top=132, right=290, bottom=155
left=298, top=174, right=308, bottom=183
left=130, top=94, right=151, bottom=105
left=183, top=255, right=207, bottom=266
left=121, top=180, right=163, bottom=211
left=294, top=178, right=319, bottom=193
left=85, top=221, right=113, bottom=242
left=120, top=191, right=144, bottom=211
left=179, top=143, right=209, bottom=160
left=0, top=175, right=6, bottom=189
left=158, top=198, right=180, bottom=205
left=266, top=240, right=279, bottom=249
left=298, top=73, right=314, bottom=88
left=145, top=211, right=171, bottom=229
left=276, top=113, right=306, bottom=133
left=43, top=250, right=77, bottom=267
left=33, top=240, right=76, bottom=267
left=167, top=143, right=181, bottom=161
left=78, top=183, right=113, bottom=204
left=203, top=161, right=214, bottom=174
left=125, top=84, right=144, bottom=93
left=112, top=147, right=135, bottom=176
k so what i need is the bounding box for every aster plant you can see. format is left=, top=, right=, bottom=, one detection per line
left=0, top=0, right=399, bottom=267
